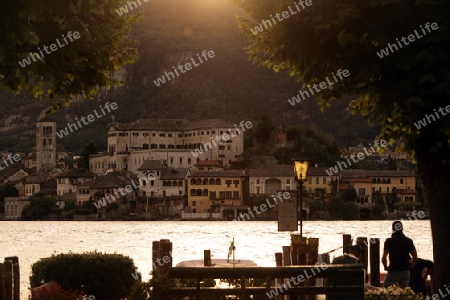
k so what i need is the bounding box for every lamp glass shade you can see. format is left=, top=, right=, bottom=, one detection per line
left=293, top=160, right=309, bottom=180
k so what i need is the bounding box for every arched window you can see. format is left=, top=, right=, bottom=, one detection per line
left=196, top=189, right=202, bottom=196
left=172, top=181, right=177, bottom=186
left=190, top=189, right=196, bottom=196
left=203, top=189, right=208, bottom=196
left=387, top=178, right=391, bottom=184
left=376, top=178, right=381, bottom=184
left=203, top=178, right=208, bottom=185
left=166, top=181, right=172, bottom=186
left=209, top=178, right=215, bottom=185
left=216, top=178, right=221, bottom=185
left=382, top=178, right=386, bottom=184
left=196, top=178, right=202, bottom=185
left=191, top=178, right=196, bottom=185
left=178, top=181, right=183, bottom=186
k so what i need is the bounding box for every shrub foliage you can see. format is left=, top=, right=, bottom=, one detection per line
left=30, top=252, right=136, bottom=300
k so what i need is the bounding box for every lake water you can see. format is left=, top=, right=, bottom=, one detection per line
left=0, top=220, right=432, bottom=298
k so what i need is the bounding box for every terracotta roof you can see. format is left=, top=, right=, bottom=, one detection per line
left=195, top=160, right=222, bottom=167
left=80, top=170, right=137, bottom=189
left=190, top=170, right=246, bottom=177
left=60, top=192, right=77, bottom=200
left=307, top=167, right=338, bottom=177
left=249, top=165, right=293, bottom=177
left=161, top=168, right=190, bottom=180
left=107, top=119, right=234, bottom=132
left=108, top=119, right=188, bottom=131
left=57, top=168, right=96, bottom=178
left=25, top=174, right=50, bottom=184
left=137, top=160, right=167, bottom=170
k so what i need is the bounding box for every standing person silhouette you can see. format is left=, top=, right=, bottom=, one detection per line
left=382, top=221, right=418, bottom=288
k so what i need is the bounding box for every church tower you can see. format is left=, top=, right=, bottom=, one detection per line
left=36, top=122, right=57, bottom=171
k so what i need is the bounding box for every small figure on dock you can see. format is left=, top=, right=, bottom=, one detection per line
left=382, top=221, right=418, bottom=288
left=409, top=258, right=433, bottom=296
left=332, top=245, right=362, bottom=264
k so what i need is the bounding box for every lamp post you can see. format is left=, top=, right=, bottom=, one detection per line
left=293, top=160, right=309, bottom=237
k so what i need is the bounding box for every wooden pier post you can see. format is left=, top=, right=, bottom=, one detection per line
left=275, top=252, right=283, bottom=287
left=4, top=257, right=18, bottom=300
left=282, top=246, right=291, bottom=266
left=343, top=234, right=352, bottom=254
left=3, top=261, right=12, bottom=300
left=356, top=237, right=369, bottom=282
left=204, top=250, right=211, bottom=267
left=152, top=240, right=161, bottom=274
left=0, top=263, right=5, bottom=300
left=369, top=238, right=380, bottom=287
left=160, top=239, right=172, bottom=275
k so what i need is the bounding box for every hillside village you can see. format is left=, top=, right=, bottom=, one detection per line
left=0, top=118, right=422, bottom=221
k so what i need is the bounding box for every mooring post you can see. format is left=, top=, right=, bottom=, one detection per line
left=4, top=257, right=18, bottom=300
left=369, top=238, right=380, bottom=286
left=0, top=263, right=5, bottom=300
left=343, top=234, right=352, bottom=254
left=282, top=246, right=291, bottom=266
left=204, top=250, right=211, bottom=267
left=3, top=261, right=12, bottom=300
left=356, top=237, right=369, bottom=282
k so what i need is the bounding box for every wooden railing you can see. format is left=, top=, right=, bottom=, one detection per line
left=161, top=264, right=365, bottom=299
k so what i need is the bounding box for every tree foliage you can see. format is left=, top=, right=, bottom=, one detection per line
left=78, top=140, right=98, bottom=169
left=23, top=192, right=57, bottom=220
left=230, top=0, right=450, bottom=287
left=0, top=0, right=139, bottom=100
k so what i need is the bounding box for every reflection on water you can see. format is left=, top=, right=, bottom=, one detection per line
left=0, top=220, right=432, bottom=298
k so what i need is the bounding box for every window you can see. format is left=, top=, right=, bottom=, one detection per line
left=188, top=158, right=192, bottom=165
left=226, top=191, right=232, bottom=198
left=170, top=157, right=174, bottom=164
left=216, top=179, right=221, bottom=185
left=159, top=133, right=166, bottom=137
left=192, top=201, right=196, bottom=206
left=400, top=179, right=404, bottom=184
left=202, top=189, right=208, bottom=196
left=203, top=178, right=208, bottom=185
left=143, top=133, right=149, bottom=136
left=152, top=133, right=156, bottom=137
left=191, top=179, right=196, bottom=185
left=233, top=180, right=239, bottom=187
left=132, top=132, right=139, bottom=136
left=227, top=146, right=231, bottom=150
left=323, top=177, right=326, bottom=184
left=168, top=144, right=175, bottom=149
left=159, top=144, right=166, bottom=149
left=219, top=191, right=225, bottom=199
left=212, top=131, right=215, bottom=134
left=359, top=188, right=365, bottom=195
left=219, top=146, right=225, bottom=150
left=315, top=177, right=319, bottom=184
left=220, top=131, right=223, bottom=134
left=256, top=179, right=260, bottom=184
left=308, top=178, right=312, bottom=184
left=210, top=191, right=216, bottom=199
left=286, top=179, right=290, bottom=184
left=180, top=157, right=183, bottom=164
left=233, top=191, right=239, bottom=199
left=207, top=131, right=210, bottom=135
left=225, top=180, right=232, bottom=187
left=168, top=133, right=173, bottom=137
left=178, top=134, right=183, bottom=137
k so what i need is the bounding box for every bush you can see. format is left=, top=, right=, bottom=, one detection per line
left=30, top=252, right=137, bottom=300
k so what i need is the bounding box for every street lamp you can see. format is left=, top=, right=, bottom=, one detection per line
left=293, top=159, right=309, bottom=237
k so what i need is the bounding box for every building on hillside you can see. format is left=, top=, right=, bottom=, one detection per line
left=340, top=169, right=417, bottom=205
left=3, top=197, right=29, bottom=220
left=56, top=169, right=96, bottom=197
left=24, top=174, right=57, bottom=197
left=194, top=160, right=224, bottom=172
left=187, top=170, right=249, bottom=215
left=304, top=167, right=339, bottom=198
left=136, top=159, right=190, bottom=198
left=76, top=170, right=139, bottom=207
left=249, top=165, right=296, bottom=195
left=89, top=119, right=244, bottom=175
left=0, top=167, right=28, bottom=185
left=36, top=121, right=57, bottom=171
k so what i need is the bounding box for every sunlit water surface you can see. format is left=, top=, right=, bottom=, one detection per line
left=0, top=220, right=432, bottom=298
